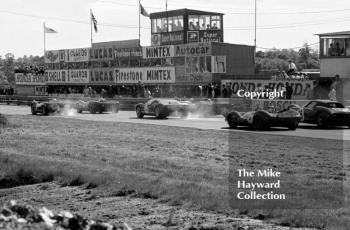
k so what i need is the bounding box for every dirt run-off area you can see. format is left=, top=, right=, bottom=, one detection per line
left=0, top=114, right=349, bottom=229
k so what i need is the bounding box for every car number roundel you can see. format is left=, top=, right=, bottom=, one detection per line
left=242, top=112, right=254, bottom=124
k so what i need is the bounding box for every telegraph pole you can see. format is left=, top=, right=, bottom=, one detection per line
left=254, top=0, right=257, bottom=65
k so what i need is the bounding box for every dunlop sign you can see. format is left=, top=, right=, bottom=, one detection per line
left=115, top=67, right=175, bottom=84
left=15, top=73, right=47, bottom=85
left=68, top=69, right=90, bottom=83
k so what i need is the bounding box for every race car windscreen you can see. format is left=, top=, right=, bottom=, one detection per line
left=326, top=102, right=344, bottom=108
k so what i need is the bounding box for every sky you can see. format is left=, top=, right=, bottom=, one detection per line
left=1, top=0, right=350, bottom=58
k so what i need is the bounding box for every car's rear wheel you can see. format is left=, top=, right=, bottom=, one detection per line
left=180, top=110, right=189, bottom=118
left=136, top=106, right=144, bottom=118
left=287, top=123, right=298, bottom=130
left=253, top=116, right=266, bottom=130
left=316, top=112, right=329, bottom=128
left=43, top=107, right=49, bottom=116
left=31, top=107, right=37, bottom=115
left=155, top=106, right=162, bottom=119
left=227, top=114, right=237, bottom=129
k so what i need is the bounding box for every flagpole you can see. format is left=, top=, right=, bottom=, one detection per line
left=138, top=0, right=141, bottom=46
left=90, top=9, right=93, bottom=47
left=43, top=22, right=46, bottom=55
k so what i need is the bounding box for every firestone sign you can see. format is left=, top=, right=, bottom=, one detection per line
left=115, top=67, right=175, bottom=84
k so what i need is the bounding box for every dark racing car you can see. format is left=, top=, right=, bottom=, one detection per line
left=300, top=100, right=350, bottom=128
left=31, top=99, right=66, bottom=115
left=225, top=105, right=301, bottom=130
left=75, top=99, right=119, bottom=114
left=136, top=98, right=191, bottom=119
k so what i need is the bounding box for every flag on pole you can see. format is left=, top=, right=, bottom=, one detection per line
left=44, top=25, right=57, bottom=33
left=140, top=3, right=149, bottom=17
left=91, top=11, right=98, bottom=32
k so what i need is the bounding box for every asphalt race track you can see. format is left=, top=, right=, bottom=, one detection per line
left=1, top=105, right=349, bottom=140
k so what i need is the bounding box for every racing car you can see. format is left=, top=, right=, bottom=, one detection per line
left=300, top=100, right=350, bottom=128
left=225, top=105, right=302, bottom=130
left=31, top=99, right=66, bottom=115
left=136, top=98, right=191, bottom=119
left=75, top=99, right=119, bottom=114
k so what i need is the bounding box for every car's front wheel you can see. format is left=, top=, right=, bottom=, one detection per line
left=136, top=106, right=144, bottom=118
left=316, top=112, right=329, bottom=128
left=155, top=106, right=162, bottom=119
left=227, top=114, right=237, bottom=129
left=253, top=116, right=267, bottom=130
left=31, top=107, right=37, bottom=115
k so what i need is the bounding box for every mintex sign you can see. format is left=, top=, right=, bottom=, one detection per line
left=142, top=45, right=175, bottom=59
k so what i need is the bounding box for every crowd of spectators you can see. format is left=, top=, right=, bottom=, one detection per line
left=0, top=87, right=15, bottom=95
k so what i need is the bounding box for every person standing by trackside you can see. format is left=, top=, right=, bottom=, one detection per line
left=221, top=84, right=228, bottom=98
left=328, top=86, right=337, bottom=101
left=227, top=82, right=233, bottom=98
left=285, top=82, right=293, bottom=100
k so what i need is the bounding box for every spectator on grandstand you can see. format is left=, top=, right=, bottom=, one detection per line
left=255, top=83, right=263, bottom=93
left=144, top=87, right=152, bottom=98
left=286, top=60, right=297, bottom=75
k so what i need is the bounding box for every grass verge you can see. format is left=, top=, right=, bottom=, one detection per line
left=0, top=114, right=349, bottom=229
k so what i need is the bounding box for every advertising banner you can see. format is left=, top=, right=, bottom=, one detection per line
left=44, top=50, right=60, bottom=63
left=59, top=50, right=67, bottom=62
left=68, top=69, right=90, bottom=83
left=151, top=34, right=161, bottom=46
left=199, top=30, right=223, bottom=43
left=176, top=72, right=212, bottom=84
left=90, top=46, right=114, bottom=61
left=114, top=47, right=142, bottom=59
left=67, top=48, right=90, bottom=62
left=15, top=73, right=47, bottom=85
left=175, top=43, right=211, bottom=56
left=221, top=80, right=314, bottom=100
left=115, top=67, right=175, bottom=84
left=160, top=32, right=184, bottom=45
left=142, top=45, right=175, bottom=59
left=35, top=86, right=48, bottom=96
left=46, top=70, right=68, bottom=83
left=187, top=31, right=199, bottom=43
left=90, top=68, right=115, bottom=84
